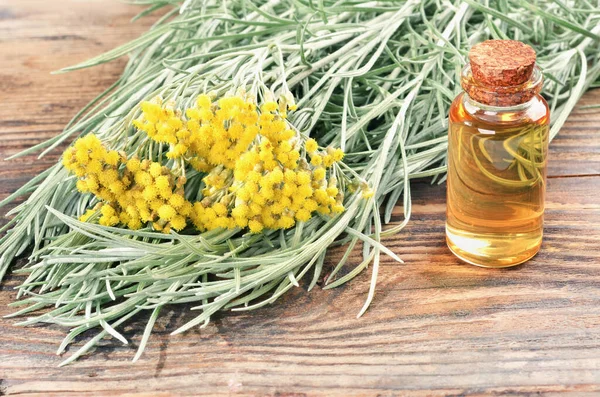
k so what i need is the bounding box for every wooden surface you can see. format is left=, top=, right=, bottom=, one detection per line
left=1, top=1, right=600, bottom=396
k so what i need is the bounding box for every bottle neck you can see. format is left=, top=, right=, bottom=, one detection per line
left=460, top=91, right=549, bottom=126
left=461, top=64, right=543, bottom=107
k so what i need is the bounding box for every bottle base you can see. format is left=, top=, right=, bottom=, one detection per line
left=445, top=225, right=542, bottom=268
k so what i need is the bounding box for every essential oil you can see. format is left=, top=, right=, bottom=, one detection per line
left=446, top=40, right=550, bottom=268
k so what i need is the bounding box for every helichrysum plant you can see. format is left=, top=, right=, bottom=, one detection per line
left=1, top=0, right=599, bottom=365
left=64, top=93, right=347, bottom=235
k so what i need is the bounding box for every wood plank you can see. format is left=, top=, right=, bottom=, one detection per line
left=548, top=99, right=600, bottom=177
left=1, top=1, right=600, bottom=396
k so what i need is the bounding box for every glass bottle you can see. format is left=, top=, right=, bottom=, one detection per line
left=446, top=40, right=550, bottom=268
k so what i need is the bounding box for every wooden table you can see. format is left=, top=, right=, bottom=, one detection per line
left=1, top=1, right=599, bottom=396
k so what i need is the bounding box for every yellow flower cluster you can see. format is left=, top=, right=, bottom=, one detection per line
left=65, top=92, right=347, bottom=234
left=134, top=94, right=269, bottom=171
left=192, top=160, right=344, bottom=233
left=63, top=134, right=190, bottom=233
left=183, top=99, right=345, bottom=233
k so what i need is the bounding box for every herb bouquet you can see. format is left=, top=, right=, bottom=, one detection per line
left=1, top=0, right=599, bottom=365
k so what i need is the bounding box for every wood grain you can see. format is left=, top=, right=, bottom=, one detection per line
left=1, top=1, right=600, bottom=396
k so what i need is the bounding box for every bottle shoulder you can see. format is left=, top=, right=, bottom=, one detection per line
left=528, top=95, right=550, bottom=124
left=449, top=92, right=550, bottom=127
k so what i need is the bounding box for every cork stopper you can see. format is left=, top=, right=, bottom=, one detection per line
left=469, top=40, right=536, bottom=87
left=462, top=40, right=541, bottom=106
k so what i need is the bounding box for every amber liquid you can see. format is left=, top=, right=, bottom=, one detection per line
left=446, top=93, right=550, bottom=267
